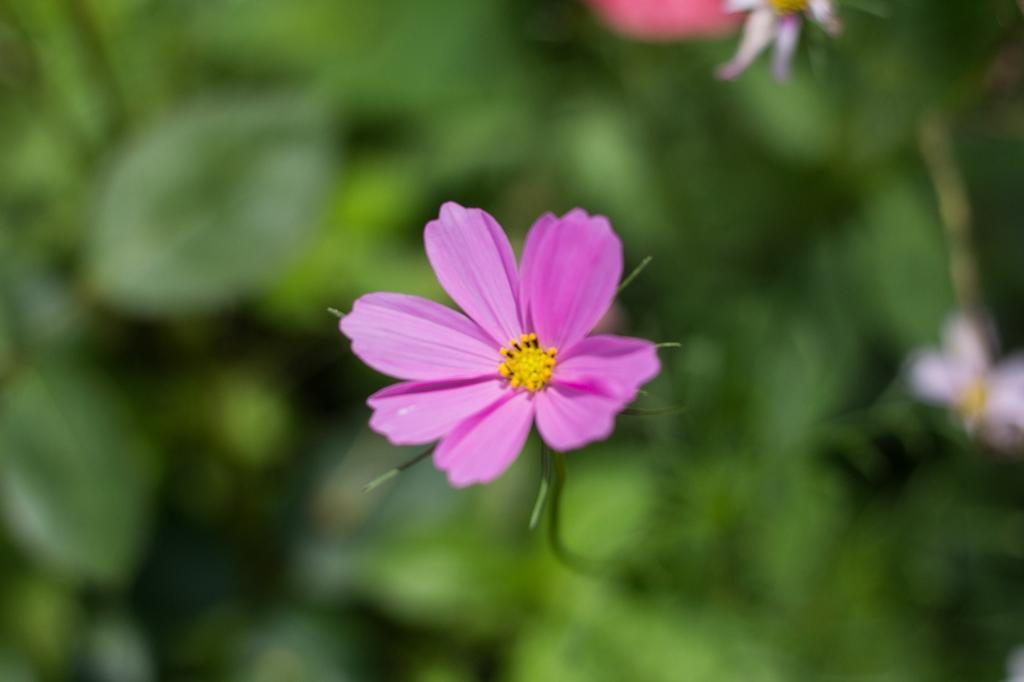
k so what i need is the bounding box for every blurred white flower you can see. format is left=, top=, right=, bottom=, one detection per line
left=1005, top=647, right=1024, bottom=682
left=908, top=313, right=1024, bottom=454
left=717, top=0, right=841, bottom=82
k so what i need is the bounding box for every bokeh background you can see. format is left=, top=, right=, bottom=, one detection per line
left=1, top=0, right=1024, bottom=680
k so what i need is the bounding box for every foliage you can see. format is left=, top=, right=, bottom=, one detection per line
left=0, top=0, right=1022, bottom=679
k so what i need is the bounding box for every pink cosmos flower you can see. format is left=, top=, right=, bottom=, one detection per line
left=907, top=313, right=1024, bottom=454
left=339, top=203, right=661, bottom=487
left=584, top=0, right=740, bottom=41
left=717, top=0, right=841, bottom=82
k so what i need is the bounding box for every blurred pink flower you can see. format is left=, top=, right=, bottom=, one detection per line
left=717, top=0, right=841, bottom=82
left=584, top=0, right=740, bottom=41
left=908, top=313, right=1024, bottom=454
left=340, top=203, right=661, bottom=487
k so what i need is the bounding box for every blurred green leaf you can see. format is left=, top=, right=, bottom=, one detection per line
left=0, top=571, right=79, bottom=677
left=559, top=453, right=654, bottom=561
left=849, top=176, right=954, bottom=345
left=318, top=0, right=519, bottom=113
left=510, top=589, right=787, bottom=682
left=0, top=260, right=78, bottom=356
left=79, top=612, right=154, bottom=682
left=0, top=305, right=13, bottom=378
left=351, top=528, right=534, bottom=633
left=87, top=94, right=334, bottom=314
left=0, top=647, right=34, bottom=682
left=749, top=315, right=852, bottom=453
left=262, top=156, right=434, bottom=323
left=558, top=102, right=664, bottom=230
left=0, top=359, right=155, bottom=584
left=730, top=69, right=839, bottom=164
left=228, top=611, right=358, bottom=682
left=747, top=463, right=846, bottom=609
left=0, top=114, right=79, bottom=212
left=213, top=370, right=291, bottom=469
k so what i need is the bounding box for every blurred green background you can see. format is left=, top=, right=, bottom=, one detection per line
left=1, top=0, right=1024, bottom=680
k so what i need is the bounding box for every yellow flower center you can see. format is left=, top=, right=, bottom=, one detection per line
left=498, top=333, right=557, bottom=392
left=958, top=380, right=989, bottom=421
left=768, top=0, right=808, bottom=13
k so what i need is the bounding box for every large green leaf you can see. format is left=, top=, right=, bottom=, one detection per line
left=87, top=94, right=334, bottom=314
left=0, top=359, right=155, bottom=584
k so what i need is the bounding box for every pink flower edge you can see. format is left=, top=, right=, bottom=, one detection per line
left=585, top=0, right=741, bottom=41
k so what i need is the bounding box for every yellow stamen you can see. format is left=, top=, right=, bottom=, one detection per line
left=958, top=380, right=989, bottom=421
left=498, top=332, right=557, bottom=392
left=769, top=0, right=808, bottom=13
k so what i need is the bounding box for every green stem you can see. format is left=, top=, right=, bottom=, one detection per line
left=918, top=115, right=982, bottom=319
left=622, top=405, right=686, bottom=417
left=363, top=446, right=434, bottom=493
left=545, top=447, right=598, bottom=573
left=528, top=447, right=551, bottom=530
left=617, top=256, right=652, bottom=295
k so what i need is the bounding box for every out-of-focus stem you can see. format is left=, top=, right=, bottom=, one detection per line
left=617, top=256, right=652, bottom=296
left=918, top=116, right=982, bottom=318
left=363, top=447, right=434, bottom=493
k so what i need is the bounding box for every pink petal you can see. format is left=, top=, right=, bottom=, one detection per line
left=772, top=14, right=802, bottom=82
left=424, top=202, right=522, bottom=346
left=991, top=355, right=1024, bottom=388
left=725, top=0, right=761, bottom=10
left=368, top=377, right=506, bottom=445
left=906, top=350, right=965, bottom=406
left=520, top=209, right=623, bottom=353
left=943, top=313, right=992, bottom=376
left=716, top=8, right=777, bottom=80
left=433, top=392, right=534, bottom=487
left=985, top=356, right=1024, bottom=430
left=518, top=211, right=558, bottom=330
left=339, top=292, right=497, bottom=381
left=978, top=416, right=1024, bottom=455
left=534, top=383, right=625, bottom=452
left=585, top=0, right=741, bottom=41
left=556, top=334, right=661, bottom=403
left=808, top=0, right=842, bottom=35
